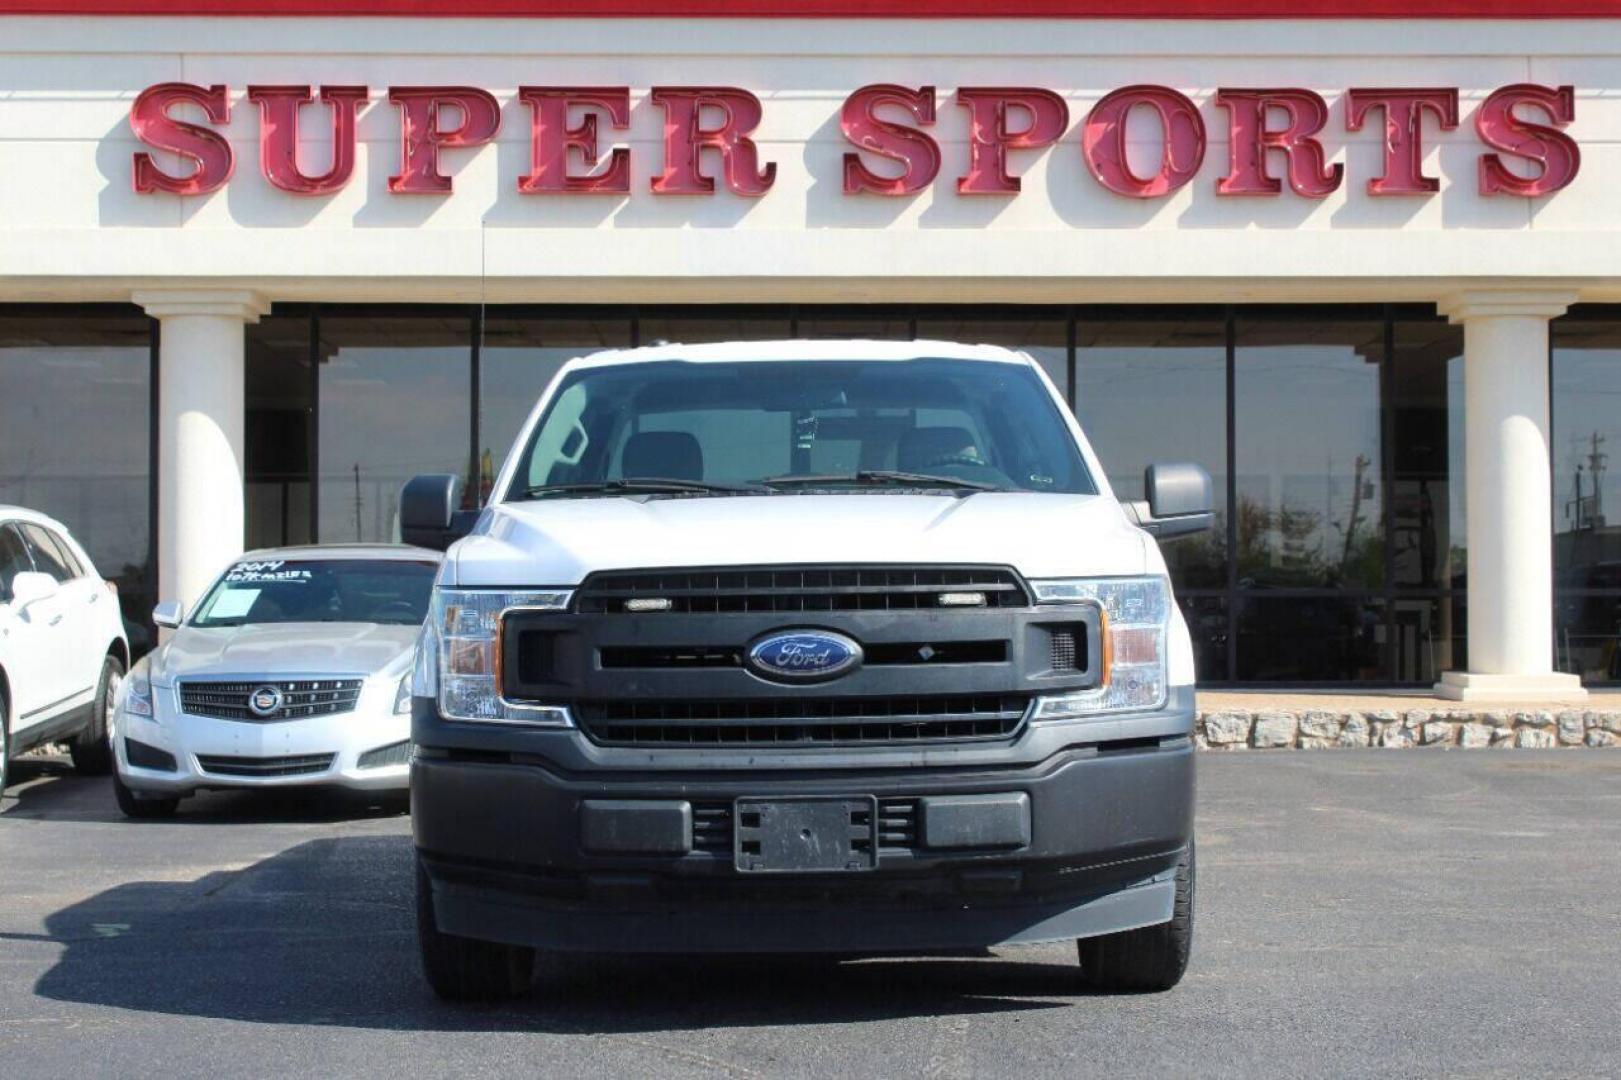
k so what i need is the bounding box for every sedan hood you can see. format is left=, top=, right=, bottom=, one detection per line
left=448, top=493, right=1151, bottom=587
left=152, top=622, right=421, bottom=687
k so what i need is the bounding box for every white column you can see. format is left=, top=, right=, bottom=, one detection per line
left=1435, top=289, right=1585, bottom=703
left=134, top=290, right=269, bottom=611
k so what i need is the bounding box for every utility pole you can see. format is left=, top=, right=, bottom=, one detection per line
left=353, top=463, right=362, bottom=540
left=1587, top=431, right=1608, bottom=526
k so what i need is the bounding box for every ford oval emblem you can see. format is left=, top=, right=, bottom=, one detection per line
left=746, top=630, right=863, bottom=683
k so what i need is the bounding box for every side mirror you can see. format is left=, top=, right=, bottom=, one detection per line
left=400, top=474, right=477, bottom=552
left=1123, top=462, right=1215, bottom=540
left=152, top=600, right=184, bottom=629
left=9, top=571, right=59, bottom=609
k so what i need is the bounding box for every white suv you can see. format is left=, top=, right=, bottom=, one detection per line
left=0, top=507, right=130, bottom=795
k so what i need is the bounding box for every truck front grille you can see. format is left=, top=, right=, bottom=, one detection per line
left=574, top=565, right=1030, bottom=614
left=575, top=694, right=1030, bottom=748
left=179, top=679, right=363, bottom=722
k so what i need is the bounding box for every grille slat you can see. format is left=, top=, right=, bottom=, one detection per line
left=179, top=679, right=364, bottom=722
left=577, top=695, right=1028, bottom=747
left=576, top=565, right=1029, bottom=615
left=196, top=752, right=336, bottom=777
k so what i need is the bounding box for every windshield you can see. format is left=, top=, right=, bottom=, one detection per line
left=507, top=358, right=1095, bottom=497
left=190, top=558, right=438, bottom=628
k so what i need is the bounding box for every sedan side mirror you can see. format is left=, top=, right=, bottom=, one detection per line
left=9, top=570, right=59, bottom=609
left=152, top=600, right=184, bottom=629
left=1123, top=462, right=1215, bottom=540
left=400, top=474, right=477, bottom=552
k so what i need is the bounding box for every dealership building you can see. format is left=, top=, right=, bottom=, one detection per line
left=3, top=1, right=1621, bottom=698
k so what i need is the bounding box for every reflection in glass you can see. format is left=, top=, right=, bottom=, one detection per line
left=1552, top=319, right=1621, bottom=592
left=1236, top=318, right=1384, bottom=589
left=1178, top=595, right=1228, bottom=682
left=480, top=316, right=632, bottom=492
left=915, top=317, right=1069, bottom=404
left=317, top=314, right=471, bottom=543
left=246, top=312, right=314, bottom=549
left=1392, top=594, right=1465, bottom=682
left=796, top=315, right=912, bottom=341
left=1557, top=591, right=1621, bottom=682
left=0, top=309, right=155, bottom=651
left=1392, top=320, right=1465, bottom=590
left=1077, top=317, right=1227, bottom=589
left=1237, top=596, right=1386, bottom=681
left=637, top=312, right=792, bottom=346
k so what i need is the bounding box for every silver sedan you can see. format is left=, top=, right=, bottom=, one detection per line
left=110, top=545, right=440, bottom=817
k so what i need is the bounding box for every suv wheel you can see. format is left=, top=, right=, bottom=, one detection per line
left=0, top=689, right=10, bottom=797
left=113, top=770, right=179, bottom=819
left=416, top=857, right=534, bottom=1001
left=69, top=654, right=122, bottom=776
left=1077, top=842, right=1194, bottom=993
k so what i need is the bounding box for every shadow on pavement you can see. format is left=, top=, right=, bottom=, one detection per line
left=32, top=834, right=1075, bottom=1032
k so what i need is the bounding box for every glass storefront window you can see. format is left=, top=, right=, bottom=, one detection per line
left=1552, top=318, right=1621, bottom=591
left=914, top=315, right=1069, bottom=403
left=1236, top=316, right=1385, bottom=590
left=0, top=308, right=155, bottom=652
left=1236, top=595, right=1387, bottom=682
left=1077, top=315, right=1228, bottom=590
left=1391, top=320, right=1466, bottom=591
left=317, top=313, right=471, bottom=543
left=638, top=310, right=793, bottom=346
left=246, top=312, right=314, bottom=549
left=480, top=316, right=632, bottom=493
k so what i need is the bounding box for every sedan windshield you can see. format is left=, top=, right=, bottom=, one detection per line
left=508, top=358, right=1096, bottom=498
left=190, top=559, right=438, bottom=628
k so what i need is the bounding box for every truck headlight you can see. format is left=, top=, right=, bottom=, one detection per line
left=1028, top=577, right=1170, bottom=720
left=424, top=589, right=573, bottom=726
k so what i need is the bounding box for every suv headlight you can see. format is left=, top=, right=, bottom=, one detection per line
left=1028, top=576, right=1170, bottom=720
left=419, top=588, right=573, bottom=726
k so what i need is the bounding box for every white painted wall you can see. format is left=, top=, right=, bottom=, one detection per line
left=0, top=16, right=1618, bottom=303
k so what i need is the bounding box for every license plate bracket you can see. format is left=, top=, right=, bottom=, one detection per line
left=734, top=796, right=878, bottom=873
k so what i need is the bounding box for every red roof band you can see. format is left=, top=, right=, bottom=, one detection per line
left=0, top=1, right=1619, bottom=17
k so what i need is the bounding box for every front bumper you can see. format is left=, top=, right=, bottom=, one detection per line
left=113, top=691, right=411, bottom=796
left=412, top=688, right=1195, bottom=954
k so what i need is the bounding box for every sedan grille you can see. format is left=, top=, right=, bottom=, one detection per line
left=196, top=753, right=335, bottom=777
left=179, top=679, right=363, bottom=722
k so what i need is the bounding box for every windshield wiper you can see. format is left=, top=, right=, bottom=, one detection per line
left=759, top=470, right=1003, bottom=494
left=517, top=478, right=769, bottom=500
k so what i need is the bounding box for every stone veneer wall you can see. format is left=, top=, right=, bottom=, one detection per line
left=1195, top=708, right=1621, bottom=749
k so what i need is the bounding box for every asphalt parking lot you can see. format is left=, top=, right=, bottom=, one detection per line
left=2, top=752, right=1618, bottom=1079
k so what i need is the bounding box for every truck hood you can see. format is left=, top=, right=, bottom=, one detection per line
left=448, top=493, right=1150, bottom=587
left=151, top=622, right=420, bottom=687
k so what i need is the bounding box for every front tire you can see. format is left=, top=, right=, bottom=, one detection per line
left=0, top=690, right=11, bottom=797
left=113, top=770, right=179, bottom=819
left=416, top=857, right=534, bottom=1001
left=70, top=654, right=122, bottom=776
left=1077, top=843, right=1194, bottom=993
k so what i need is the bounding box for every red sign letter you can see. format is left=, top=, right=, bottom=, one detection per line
left=650, top=87, right=775, bottom=196
left=387, top=87, right=501, bottom=195
left=1345, top=88, right=1459, bottom=196
left=956, top=88, right=1068, bottom=195
left=247, top=85, right=368, bottom=196
left=517, top=87, right=631, bottom=195
left=841, top=84, right=939, bottom=196
left=1477, top=83, right=1580, bottom=197
left=1082, top=85, right=1205, bottom=199
left=130, top=82, right=233, bottom=196
left=1215, top=88, right=1342, bottom=198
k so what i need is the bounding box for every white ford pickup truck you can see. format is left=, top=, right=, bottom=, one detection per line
left=400, top=339, right=1213, bottom=1000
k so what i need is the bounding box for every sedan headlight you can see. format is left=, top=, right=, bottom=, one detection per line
left=422, top=588, right=573, bottom=726
left=119, top=661, right=155, bottom=718
left=1028, top=577, right=1170, bottom=720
